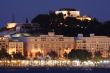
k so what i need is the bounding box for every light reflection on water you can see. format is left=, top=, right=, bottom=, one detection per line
left=0, top=67, right=109, bottom=73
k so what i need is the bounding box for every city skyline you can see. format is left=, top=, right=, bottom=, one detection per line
left=0, top=0, right=110, bottom=26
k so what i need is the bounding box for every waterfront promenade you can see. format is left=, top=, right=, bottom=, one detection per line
left=0, top=60, right=109, bottom=68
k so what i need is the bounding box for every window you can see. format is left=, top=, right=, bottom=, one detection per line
left=44, top=44, right=49, bottom=48
left=83, top=47, right=86, bottom=48
left=35, top=39, right=37, bottom=41
left=82, top=40, right=86, bottom=43
left=40, top=44, right=43, bottom=48
left=51, top=39, right=54, bottom=41
left=41, top=37, right=46, bottom=41
left=59, top=37, right=64, bottom=41
left=34, top=44, right=38, bottom=48
left=67, top=44, right=71, bottom=48
left=62, top=44, right=65, bottom=48
left=64, top=14, right=66, bottom=16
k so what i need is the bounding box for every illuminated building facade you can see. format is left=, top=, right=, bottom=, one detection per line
left=6, top=23, right=17, bottom=29
left=75, top=34, right=110, bottom=58
left=8, top=42, right=24, bottom=55
left=16, top=23, right=40, bottom=33
left=6, top=22, right=40, bottom=33
left=55, top=8, right=80, bottom=19
left=76, top=16, right=92, bottom=21
left=0, top=31, right=110, bottom=59
left=24, top=32, right=75, bottom=59
left=0, top=36, right=9, bottom=50
left=55, top=8, right=92, bottom=21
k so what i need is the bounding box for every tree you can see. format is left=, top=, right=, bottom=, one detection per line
left=64, top=17, right=77, bottom=27
left=12, top=52, right=25, bottom=60
left=0, top=48, right=11, bottom=60
left=31, top=14, right=51, bottom=34
left=35, top=52, right=43, bottom=57
left=47, top=51, right=58, bottom=59
left=0, top=27, right=7, bottom=32
left=63, top=52, right=68, bottom=58
left=34, top=52, right=43, bottom=60
left=67, top=49, right=92, bottom=61
left=31, top=11, right=105, bottom=37
left=94, top=51, right=102, bottom=61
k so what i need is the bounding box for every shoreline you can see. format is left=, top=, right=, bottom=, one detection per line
left=0, top=65, right=109, bottom=69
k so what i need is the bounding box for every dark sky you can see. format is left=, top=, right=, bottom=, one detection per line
left=0, top=0, right=110, bottom=26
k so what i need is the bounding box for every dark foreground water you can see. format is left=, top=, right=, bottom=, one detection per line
left=0, top=67, right=110, bottom=73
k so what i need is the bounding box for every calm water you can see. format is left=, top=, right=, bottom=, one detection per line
left=0, top=67, right=110, bottom=73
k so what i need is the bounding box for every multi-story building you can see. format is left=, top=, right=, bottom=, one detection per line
left=55, top=8, right=92, bottom=21
left=0, top=36, right=9, bottom=50
left=8, top=41, right=24, bottom=56
left=1, top=30, right=110, bottom=59
left=15, top=23, right=40, bottom=33
left=23, top=32, right=75, bottom=59
left=6, top=22, right=40, bottom=33
left=75, top=34, right=110, bottom=58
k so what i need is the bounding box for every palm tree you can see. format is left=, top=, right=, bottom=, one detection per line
left=94, top=51, right=102, bottom=61
left=67, top=49, right=92, bottom=61
left=47, top=51, right=58, bottom=59
left=0, top=48, right=11, bottom=60
left=12, top=52, right=25, bottom=60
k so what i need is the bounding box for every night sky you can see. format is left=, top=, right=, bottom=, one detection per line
left=0, top=0, right=110, bottom=26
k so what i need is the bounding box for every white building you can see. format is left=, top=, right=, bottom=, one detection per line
left=0, top=36, right=9, bottom=50
left=6, top=22, right=40, bottom=33
left=23, top=32, right=75, bottom=59
left=55, top=8, right=92, bottom=21
left=15, top=23, right=40, bottom=33
left=8, top=42, right=24, bottom=55
left=55, top=8, right=80, bottom=19
left=75, top=34, right=110, bottom=58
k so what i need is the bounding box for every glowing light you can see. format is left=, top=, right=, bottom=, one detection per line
left=8, top=48, right=16, bottom=55
left=6, top=23, right=16, bottom=29
left=55, top=10, right=80, bottom=19
left=76, top=16, right=92, bottom=21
